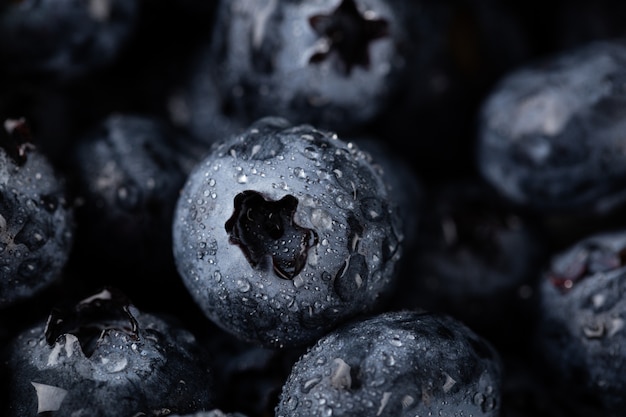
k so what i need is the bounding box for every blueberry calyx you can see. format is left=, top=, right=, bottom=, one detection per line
left=1, top=118, right=35, bottom=166
left=44, top=288, right=140, bottom=357
left=225, top=190, right=319, bottom=280
left=548, top=243, right=626, bottom=292
left=308, top=0, right=389, bottom=75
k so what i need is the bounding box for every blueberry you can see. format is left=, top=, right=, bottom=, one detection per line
left=68, top=113, right=190, bottom=295
left=275, top=309, right=503, bottom=417
left=0, top=0, right=139, bottom=80
left=206, top=0, right=421, bottom=133
left=390, top=179, right=546, bottom=344
left=0, top=287, right=215, bottom=416
left=172, top=117, right=405, bottom=348
left=534, top=229, right=626, bottom=416
left=477, top=38, right=626, bottom=215
left=348, top=136, right=423, bottom=253
left=0, top=118, right=74, bottom=309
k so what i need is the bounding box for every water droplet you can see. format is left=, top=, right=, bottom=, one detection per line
left=473, top=393, right=485, bottom=408
left=236, top=279, right=251, bottom=292
left=388, top=335, right=402, bottom=347
left=370, top=377, right=386, bottom=387
left=302, top=377, right=321, bottom=394
left=293, top=275, right=305, bottom=288
left=377, top=392, right=391, bottom=416
left=401, top=395, right=415, bottom=409
left=294, top=167, right=307, bottom=179
left=311, top=208, right=333, bottom=231
left=303, top=146, right=321, bottom=160
left=582, top=320, right=605, bottom=338
left=101, top=355, right=128, bottom=373
left=330, top=358, right=351, bottom=390
left=334, top=194, right=355, bottom=210
left=237, top=173, right=248, bottom=183
left=360, top=197, right=385, bottom=221
left=442, top=372, right=456, bottom=393
left=382, top=352, right=395, bottom=367
left=287, top=396, right=299, bottom=410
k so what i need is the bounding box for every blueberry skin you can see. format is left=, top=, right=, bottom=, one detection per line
left=170, top=410, right=249, bottom=417
left=275, top=309, right=503, bottom=417
left=1, top=288, right=215, bottom=416
left=0, top=0, right=139, bottom=80
left=69, top=113, right=189, bottom=290
left=0, top=119, right=74, bottom=309
left=207, top=0, right=419, bottom=133
left=534, top=229, right=626, bottom=415
left=172, top=117, right=404, bottom=348
left=477, top=38, right=626, bottom=215
left=391, top=179, right=546, bottom=343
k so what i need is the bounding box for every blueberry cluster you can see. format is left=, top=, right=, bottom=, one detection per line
left=2, top=0, right=626, bottom=416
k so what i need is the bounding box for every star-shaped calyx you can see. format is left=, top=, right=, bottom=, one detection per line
left=308, top=0, right=389, bottom=75
left=225, top=190, right=319, bottom=280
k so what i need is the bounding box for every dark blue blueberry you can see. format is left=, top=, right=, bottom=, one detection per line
left=477, top=38, right=626, bottom=215
left=0, top=118, right=74, bottom=309
left=275, top=309, right=503, bottom=417
left=206, top=0, right=421, bottom=133
left=172, top=117, right=405, bottom=348
left=389, top=179, right=546, bottom=345
left=0, top=287, right=215, bottom=416
left=168, top=40, right=246, bottom=147
left=348, top=136, right=423, bottom=253
left=68, top=114, right=190, bottom=299
left=0, top=0, right=139, bottom=80
left=534, top=229, right=626, bottom=416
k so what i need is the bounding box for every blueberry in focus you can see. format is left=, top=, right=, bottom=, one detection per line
left=206, top=0, right=421, bottom=134
left=0, top=287, right=215, bottom=416
left=0, top=0, right=140, bottom=80
left=0, top=118, right=74, bottom=309
left=172, top=117, right=406, bottom=348
left=477, top=38, right=626, bottom=215
left=275, top=309, right=503, bottom=417
left=534, top=229, right=626, bottom=416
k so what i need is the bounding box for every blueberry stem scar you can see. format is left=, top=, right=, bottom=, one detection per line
left=308, top=0, right=389, bottom=75
left=225, top=190, right=319, bottom=279
left=44, top=288, right=140, bottom=357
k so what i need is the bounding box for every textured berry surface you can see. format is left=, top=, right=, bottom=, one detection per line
left=275, top=310, right=503, bottom=417
left=0, top=288, right=214, bottom=416
left=3, top=1, right=626, bottom=416
left=67, top=113, right=189, bottom=293
left=477, top=38, right=626, bottom=215
left=0, top=119, right=74, bottom=309
left=534, top=229, right=626, bottom=416
left=173, top=117, right=404, bottom=348
left=206, top=0, right=421, bottom=134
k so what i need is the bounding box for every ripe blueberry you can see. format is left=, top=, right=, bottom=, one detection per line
left=275, top=309, right=503, bottom=417
left=172, top=117, right=405, bottom=348
left=0, top=287, right=215, bottom=416
left=0, top=119, right=74, bottom=309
